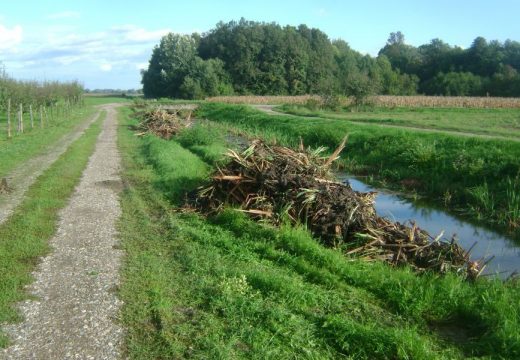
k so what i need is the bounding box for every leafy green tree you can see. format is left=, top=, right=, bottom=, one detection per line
left=142, top=33, right=232, bottom=99
left=379, top=32, right=422, bottom=75
left=422, top=72, right=484, bottom=96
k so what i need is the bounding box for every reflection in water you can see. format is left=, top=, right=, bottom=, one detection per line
left=340, top=176, right=520, bottom=277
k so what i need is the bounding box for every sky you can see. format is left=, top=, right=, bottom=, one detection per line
left=0, top=0, right=519, bottom=89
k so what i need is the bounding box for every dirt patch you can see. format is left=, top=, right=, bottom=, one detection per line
left=0, top=178, right=12, bottom=194
left=96, top=179, right=124, bottom=193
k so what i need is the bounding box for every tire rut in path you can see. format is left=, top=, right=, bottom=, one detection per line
left=0, top=108, right=103, bottom=226
left=2, top=104, right=124, bottom=359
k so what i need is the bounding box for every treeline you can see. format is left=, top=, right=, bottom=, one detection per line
left=141, top=19, right=520, bottom=99
left=0, top=69, right=83, bottom=109
left=380, top=32, right=520, bottom=97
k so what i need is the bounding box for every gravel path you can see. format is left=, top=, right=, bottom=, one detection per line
left=0, top=108, right=102, bottom=225
left=2, top=104, right=124, bottom=359
left=252, top=104, right=520, bottom=142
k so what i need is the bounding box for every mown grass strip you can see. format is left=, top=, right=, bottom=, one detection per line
left=0, top=110, right=105, bottom=347
left=0, top=105, right=97, bottom=178
left=279, top=104, right=520, bottom=139
left=117, top=107, right=520, bottom=359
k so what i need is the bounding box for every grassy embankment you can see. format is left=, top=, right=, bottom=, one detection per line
left=0, top=111, right=105, bottom=346
left=196, top=103, right=520, bottom=230
left=279, top=104, right=520, bottom=139
left=0, top=103, right=97, bottom=178
left=117, top=106, right=519, bottom=359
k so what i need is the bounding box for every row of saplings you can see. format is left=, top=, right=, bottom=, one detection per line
left=135, top=107, right=483, bottom=280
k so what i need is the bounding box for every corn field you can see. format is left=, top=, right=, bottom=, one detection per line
left=207, top=95, right=520, bottom=109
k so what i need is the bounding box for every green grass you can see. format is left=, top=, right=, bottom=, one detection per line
left=84, top=95, right=132, bottom=106
left=117, top=106, right=520, bottom=359
left=197, top=103, right=520, bottom=230
left=279, top=104, right=520, bottom=139
left=0, top=112, right=104, bottom=346
left=0, top=105, right=97, bottom=178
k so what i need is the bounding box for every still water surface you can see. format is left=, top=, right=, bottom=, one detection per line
left=340, top=175, right=520, bottom=277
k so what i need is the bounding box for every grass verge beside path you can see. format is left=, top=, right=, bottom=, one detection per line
left=197, top=103, right=520, bottom=231
left=0, top=111, right=105, bottom=347
left=0, top=106, right=97, bottom=178
left=117, top=106, right=520, bottom=359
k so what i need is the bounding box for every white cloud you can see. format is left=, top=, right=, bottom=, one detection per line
left=112, top=25, right=171, bottom=42
left=100, top=63, right=112, bottom=72
left=47, top=11, right=81, bottom=20
left=0, top=23, right=23, bottom=50
left=2, top=23, right=175, bottom=87
left=136, top=62, right=148, bottom=70
left=318, top=8, right=327, bottom=16
left=56, top=56, right=82, bottom=65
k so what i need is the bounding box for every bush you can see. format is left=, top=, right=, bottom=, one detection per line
left=320, top=94, right=341, bottom=111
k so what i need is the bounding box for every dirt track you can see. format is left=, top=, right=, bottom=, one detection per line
left=0, top=108, right=102, bottom=226
left=2, top=104, right=124, bottom=359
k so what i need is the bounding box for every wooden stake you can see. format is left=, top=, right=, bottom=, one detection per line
left=7, top=99, right=11, bottom=139
left=7, top=99, right=11, bottom=138
left=30, top=104, right=34, bottom=129
left=19, top=103, right=24, bottom=133
left=40, top=105, right=43, bottom=128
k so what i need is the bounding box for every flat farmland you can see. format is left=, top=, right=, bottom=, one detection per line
left=278, top=105, right=520, bottom=139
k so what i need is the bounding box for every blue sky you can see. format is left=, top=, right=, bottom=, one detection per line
left=1, top=0, right=519, bottom=89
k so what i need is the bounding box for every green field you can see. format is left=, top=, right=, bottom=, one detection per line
left=279, top=105, right=520, bottom=139
left=116, top=106, right=520, bottom=359
left=197, top=103, right=520, bottom=231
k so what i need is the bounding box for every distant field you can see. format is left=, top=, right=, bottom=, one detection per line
left=279, top=105, right=520, bottom=139
left=207, top=95, right=520, bottom=109
left=84, top=95, right=132, bottom=106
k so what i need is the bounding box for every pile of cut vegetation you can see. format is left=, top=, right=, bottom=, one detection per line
left=196, top=138, right=482, bottom=279
left=136, top=108, right=194, bottom=139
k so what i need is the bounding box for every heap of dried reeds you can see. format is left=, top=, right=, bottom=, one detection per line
left=136, top=108, right=193, bottom=139
left=196, top=139, right=482, bottom=279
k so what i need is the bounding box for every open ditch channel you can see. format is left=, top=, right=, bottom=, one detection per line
left=224, top=130, right=519, bottom=278
left=138, top=105, right=519, bottom=279
left=338, top=174, right=520, bottom=278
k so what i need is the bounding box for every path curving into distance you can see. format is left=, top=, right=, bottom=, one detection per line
left=0, top=108, right=102, bottom=226
left=252, top=104, right=520, bottom=142
left=2, top=104, right=124, bottom=359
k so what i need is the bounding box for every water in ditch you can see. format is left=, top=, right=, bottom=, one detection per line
left=339, top=175, right=520, bottom=278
